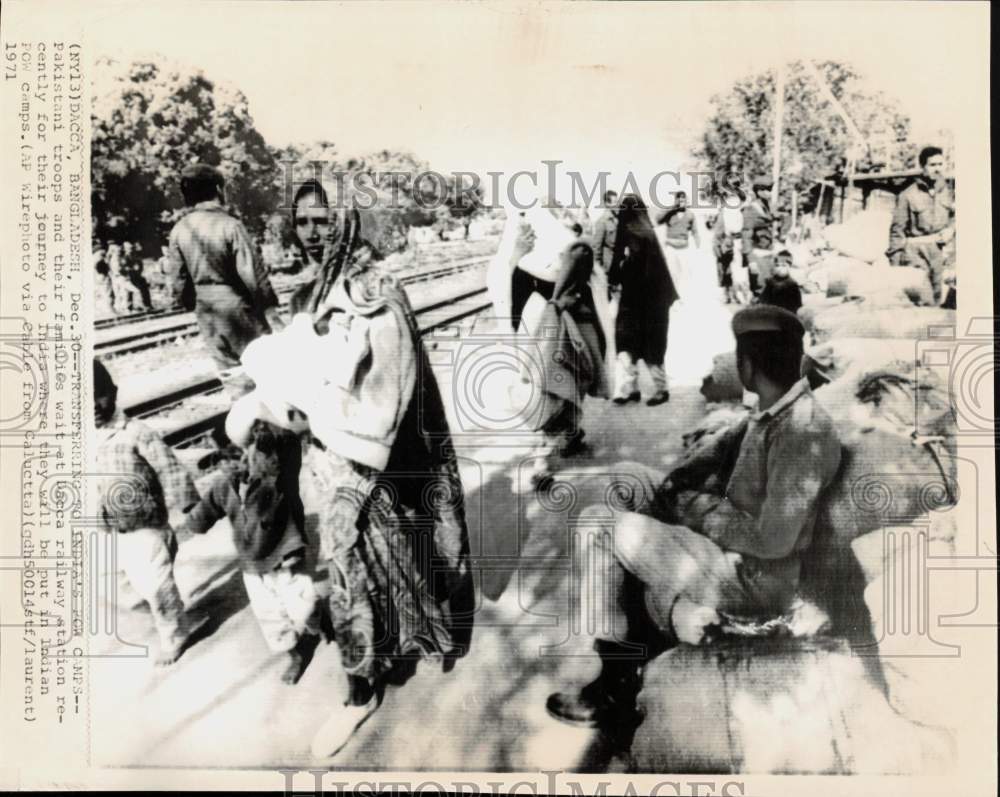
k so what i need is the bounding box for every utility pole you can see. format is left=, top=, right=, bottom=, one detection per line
left=771, top=62, right=785, bottom=210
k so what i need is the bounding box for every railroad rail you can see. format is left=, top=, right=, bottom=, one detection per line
left=122, top=285, right=492, bottom=448
left=96, top=256, right=492, bottom=358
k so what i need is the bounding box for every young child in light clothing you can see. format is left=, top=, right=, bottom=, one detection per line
left=93, top=359, right=208, bottom=665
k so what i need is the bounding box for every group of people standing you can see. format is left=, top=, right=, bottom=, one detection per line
left=93, top=239, right=154, bottom=315
left=488, top=175, right=807, bottom=493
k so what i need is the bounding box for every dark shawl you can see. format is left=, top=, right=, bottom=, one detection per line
left=610, top=194, right=679, bottom=364
left=289, top=180, right=474, bottom=680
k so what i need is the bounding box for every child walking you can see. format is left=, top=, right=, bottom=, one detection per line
left=93, top=359, right=208, bottom=665
left=184, top=418, right=321, bottom=684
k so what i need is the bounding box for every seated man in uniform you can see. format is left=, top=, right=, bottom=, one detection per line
left=885, top=145, right=955, bottom=306
left=546, top=305, right=842, bottom=728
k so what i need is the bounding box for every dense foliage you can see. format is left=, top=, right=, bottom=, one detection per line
left=694, top=60, right=917, bottom=211
left=92, top=56, right=486, bottom=253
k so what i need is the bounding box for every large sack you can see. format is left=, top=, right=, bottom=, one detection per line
left=680, top=404, right=749, bottom=450
left=802, top=337, right=919, bottom=388
left=815, top=347, right=957, bottom=538
left=805, top=300, right=955, bottom=342
left=798, top=294, right=848, bottom=333
left=802, top=352, right=957, bottom=632
left=822, top=208, right=893, bottom=263
left=670, top=405, right=750, bottom=496
left=813, top=257, right=933, bottom=306
left=631, top=635, right=953, bottom=774
left=632, top=638, right=855, bottom=773
left=809, top=254, right=869, bottom=296
left=699, top=350, right=743, bottom=403
left=851, top=525, right=960, bottom=747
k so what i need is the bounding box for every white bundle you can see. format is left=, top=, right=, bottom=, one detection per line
left=239, top=313, right=363, bottom=431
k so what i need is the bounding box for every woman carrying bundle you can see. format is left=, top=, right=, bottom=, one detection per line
left=229, top=180, right=474, bottom=758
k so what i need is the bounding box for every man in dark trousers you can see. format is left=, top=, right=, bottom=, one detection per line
left=886, top=146, right=954, bottom=305
left=546, top=305, right=842, bottom=729
left=741, top=176, right=777, bottom=295
left=168, top=164, right=284, bottom=397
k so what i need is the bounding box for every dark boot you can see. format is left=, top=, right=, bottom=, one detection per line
left=645, top=390, right=670, bottom=407
left=612, top=391, right=641, bottom=406
left=560, top=429, right=591, bottom=458
left=281, top=633, right=319, bottom=685
left=546, top=640, right=644, bottom=728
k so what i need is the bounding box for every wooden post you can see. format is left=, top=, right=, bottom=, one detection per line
left=771, top=63, right=785, bottom=210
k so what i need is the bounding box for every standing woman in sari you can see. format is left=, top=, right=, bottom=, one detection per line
left=487, top=206, right=611, bottom=487
left=608, top=194, right=678, bottom=406
left=231, top=180, right=474, bottom=758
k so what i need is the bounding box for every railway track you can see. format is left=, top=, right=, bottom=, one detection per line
left=124, top=284, right=492, bottom=448
left=96, top=256, right=492, bottom=358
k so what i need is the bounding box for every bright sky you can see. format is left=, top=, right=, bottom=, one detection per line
left=87, top=1, right=982, bottom=202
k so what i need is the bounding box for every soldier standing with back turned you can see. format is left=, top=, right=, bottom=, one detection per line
left=168, top=164, right=285, bottom=398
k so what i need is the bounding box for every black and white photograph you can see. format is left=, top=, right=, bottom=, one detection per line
left=0, top=1, right=995, bottom=793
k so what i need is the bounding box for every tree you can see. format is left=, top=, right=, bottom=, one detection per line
left=694, top=61, right=915, bottom=214
left=91, top=56, right=276, bottom=250
left=444, top=174, right=486, bottom=239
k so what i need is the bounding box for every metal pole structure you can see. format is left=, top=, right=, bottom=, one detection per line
left=791, top=189, right=798, bottom=237
left=771, top=63, right=785, bottom=210
left=803, top=60, right=866, bottom=144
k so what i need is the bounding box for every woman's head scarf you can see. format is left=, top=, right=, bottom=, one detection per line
left=290, top=179, right=378, bottom=312
left=616, top=193, right=659, bottom=245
